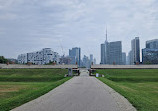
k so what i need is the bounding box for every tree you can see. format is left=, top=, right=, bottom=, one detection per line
left=0, top=56, right=8, bottom=64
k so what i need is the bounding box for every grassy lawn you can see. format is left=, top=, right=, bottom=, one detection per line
left=96, top=69, right=158, bottom=111
left=0, top=69, right=71, bottom=111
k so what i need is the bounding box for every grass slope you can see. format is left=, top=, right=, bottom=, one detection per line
left=96, top=69, right=158, bottom=111
left=0, top=69, right=71, bottom=111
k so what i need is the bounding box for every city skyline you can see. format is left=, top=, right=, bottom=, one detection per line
left=0, top=0, right=158, bottom=63
left=2, top=36, right=158, bottom=64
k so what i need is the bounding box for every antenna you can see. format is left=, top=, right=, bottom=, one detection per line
left=106, top=26, right=108, bottom=42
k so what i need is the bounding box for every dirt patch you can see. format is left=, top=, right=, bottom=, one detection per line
left=0, top=92, right=6, bottom=96
left=0, top=85, right=28, bottom=93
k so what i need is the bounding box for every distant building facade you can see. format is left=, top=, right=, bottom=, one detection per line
left=17, top=54, right=27, bottom=64
left=101, top=43, right=105, bottom=64
left=122, top=52, right=126, bottom=65
left=142, top=39, right=158, bottom=64
left=127, top=51, right=132, bottom=65
left=7, top=58, right=18, bottom=64
left=82, top=55, right=90, bottom=68
left=93, top=58, right=96, bottom=64
left=109, top=41, right=122, bottom=65
left=59, top=56, right=71, bottom=65
left=131, top=37, right=140, bottom=64
left=146, top=39, right=158, bottom=49
left=101, top=40, right=122, bottom=65
left=90, top=54, right=93, bottom=65
left=100, top=40, right=109, bottom=64
left=69, top=47, right=81, bottom=66
left=17, top=48, right=60, bottom=65
left=128, top=37, right=140, bottom=65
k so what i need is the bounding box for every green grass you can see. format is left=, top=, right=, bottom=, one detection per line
left=96, top=69, right=158, bottom=111
left=0, top=69, right=71, bottom=111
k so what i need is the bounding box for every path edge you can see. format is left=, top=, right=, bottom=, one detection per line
left=95, top=77, right=137, bottom=111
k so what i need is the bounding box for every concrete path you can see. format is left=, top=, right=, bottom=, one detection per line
left=12, top=69, right=136, bottom=111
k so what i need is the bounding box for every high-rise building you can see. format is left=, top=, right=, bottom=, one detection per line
left=104, top=40, right=109, bottom=64
left=82, top=55, right=90, bottom=68
left=101, top=43, right=105, bottom=64
left=90, top=54, right=93, bottom=65
left=127, top=51, right=133, bottom=65
left=146, top=39, right=158, bottom=49
left=128, top=37, right=140, bottom=65
left=131, top=37, right=140, bottom=64
left=142, top=39, right=158, bottom=64
left=108, top=41, right=122, bottom=65
left=93, top=58, right=96, bottom=64
left=101, top=28, right=109, bottom=64
left=142, top=48, right=158, bottom=64
left=122, top=52, right=126, bottom=65
left=69, top=47, right=81, bottom=66
left=100, top=29, right=122, bottom=65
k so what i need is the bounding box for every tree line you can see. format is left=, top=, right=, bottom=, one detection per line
left=0, top=56, right=8, bottom=64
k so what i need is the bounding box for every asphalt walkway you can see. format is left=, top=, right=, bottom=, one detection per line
left=12, top=69, right=136, bottom=111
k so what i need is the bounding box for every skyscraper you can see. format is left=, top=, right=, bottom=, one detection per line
left=90, top=54, right=93, bottom=65
left=69, top=47, right=81, bottom=66
left=108, top=41, right=122, bottom=65
left=94, top=58, right=96, bottom=64
left=127, top=51, right=132, bottom=65
left=82, top=55, right=90, bottom=68
left=142, top=39, right=158, bottom=64
left=100, top=28, right=109, bottom=64
left=101, top=43, right=105, bottom=64
left=122, top=52, right=126, bottom=65
left=146, top=39, right=158, bottom=49
left=100, top=28, right=122, bottom=65
left=130, top=37, right=140, bottom=64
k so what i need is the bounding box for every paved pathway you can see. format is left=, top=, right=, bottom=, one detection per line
left=12, top=69, right=136, bottom=111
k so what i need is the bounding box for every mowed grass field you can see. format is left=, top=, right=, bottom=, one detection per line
left=0, top=69, right=71, bottom=111
left=96, top=69, right=158, bottom=111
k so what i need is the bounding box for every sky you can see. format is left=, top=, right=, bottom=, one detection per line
left=0, top=0, right=158, bottom=63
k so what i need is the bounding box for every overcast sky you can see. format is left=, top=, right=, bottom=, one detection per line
left=0, top=0, right=158, bottom=63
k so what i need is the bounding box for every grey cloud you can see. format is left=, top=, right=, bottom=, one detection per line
left=0, top=0, right=158, bottom=63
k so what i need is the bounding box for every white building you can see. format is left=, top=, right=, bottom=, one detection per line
left=17, top=48, right=60, bottom=65
left=17, top=54, right=27, bottom=64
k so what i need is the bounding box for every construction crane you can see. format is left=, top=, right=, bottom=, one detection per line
left=59, top=40, right=65, bottom=57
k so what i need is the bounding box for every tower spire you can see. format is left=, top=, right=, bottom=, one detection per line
left=106, top=26, right=108, bottom=42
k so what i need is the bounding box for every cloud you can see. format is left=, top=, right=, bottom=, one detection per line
left=0, top=0, right=158, bottom=63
